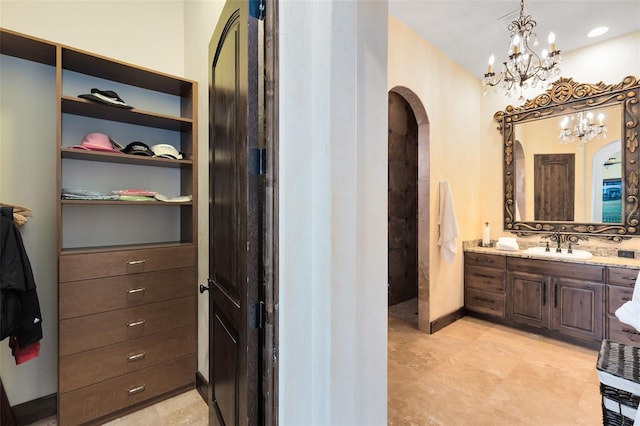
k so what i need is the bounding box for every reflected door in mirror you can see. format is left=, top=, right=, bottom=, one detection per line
left=534, top=154, right=575, bottom=221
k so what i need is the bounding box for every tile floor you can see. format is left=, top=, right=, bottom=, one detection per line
left=388, top=298, right=603, bottom=425
left=26, top=389, right=208, bottom=426
left=29, top=301, right=604, bottom=425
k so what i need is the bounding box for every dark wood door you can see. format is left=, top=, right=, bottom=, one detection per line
left=508, top=271, right=550, bottom=329
left=534, top=153, right=575, bottom=221
left=552, top=278, right=604, bottom=341
left=208, top=1, right=261, bottom=424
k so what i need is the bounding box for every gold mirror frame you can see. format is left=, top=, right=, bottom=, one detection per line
left=495, top=75, right=640, bottom=242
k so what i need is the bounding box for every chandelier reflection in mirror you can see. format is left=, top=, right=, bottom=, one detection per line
left=558, top=111, right=607, bottom=144
left=483, top=0, right=561, bottom=101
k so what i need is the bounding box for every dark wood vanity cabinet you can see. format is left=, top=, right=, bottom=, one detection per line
left=552, top=277, right=604, bottom=341
left=464, top=252, right=618, bottom=346
left=606, top=266, right=640, bottom=346
left=463, top=253, right=506, bottom=318
left=507, top=271, right=549, bottom=329
left=505, top=257, right=604, bottom=342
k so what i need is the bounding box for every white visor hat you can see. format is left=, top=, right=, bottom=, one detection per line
left=151, top=144, right=183, bottom=160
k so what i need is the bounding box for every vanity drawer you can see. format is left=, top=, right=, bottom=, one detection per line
left=465, top=265, right=505, bottom=292
left=59, top=267, right=195, bottom=319
left=507, top=257, right=605, bottom=282
left=607, top=314, right=640, bottom=347
left=59, top=296, right=195, bottom=356
left=465, top=288, right=505, bottom=318
left=59, top=325, right=195, bottom=393
left=607, top=285, right=634, bottom=314
left=59, top=354, right=196, bottom=426
left=608, top=267, right=640, bottom=287
left=59, top=245, right=196, bottom=282
left=464, top=253, right=506, bottom=268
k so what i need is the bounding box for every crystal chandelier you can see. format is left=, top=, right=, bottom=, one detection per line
left=483, top=0, right=562, bottom=101
left=558, top=111, right=607, bottom=144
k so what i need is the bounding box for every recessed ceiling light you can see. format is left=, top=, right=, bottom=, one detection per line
left=588, top=27, right=609, bottom=38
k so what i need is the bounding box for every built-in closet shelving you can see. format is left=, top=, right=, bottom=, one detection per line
left=1, top=28, right=198, bottom=425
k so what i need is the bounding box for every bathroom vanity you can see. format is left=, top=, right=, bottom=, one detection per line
left=464, top=247, right=640, bottom=349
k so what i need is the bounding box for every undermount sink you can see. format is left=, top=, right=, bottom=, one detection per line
left=523, top=246, right=594, bottom=260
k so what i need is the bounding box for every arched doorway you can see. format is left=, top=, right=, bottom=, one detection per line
left=387, top=87, right=430, bottom=332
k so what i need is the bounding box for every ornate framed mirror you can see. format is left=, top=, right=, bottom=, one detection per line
left=495, top=76, right=639, bottom=242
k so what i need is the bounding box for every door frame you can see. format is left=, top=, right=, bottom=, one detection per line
left=263, top=0, right=279, bottom=423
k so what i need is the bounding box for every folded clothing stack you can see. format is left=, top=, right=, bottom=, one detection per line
left=62, top=189, right=119, bottom=201
left=496, top=237, right=519, bottom=251
left=615, top=270, right=640, bottom=333
left=116, top=189, right=157, bottom=202
left=62, top=189, right=191, bottom=203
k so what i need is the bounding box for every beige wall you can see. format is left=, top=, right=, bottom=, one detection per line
left=0, top=0, right=185, bottom=76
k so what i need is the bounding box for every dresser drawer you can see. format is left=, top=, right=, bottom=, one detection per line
left=59, top=325, right=195, bottom=393
left=607, top=314, right=640, bottom=346
left=607, top=285, right=633, bottom=314
left=608, top=267, right=640, bottom=287
left=59, top=245, right=196, bottom=282
left=59, top=354, right=196, bottom=426
left=60, top=267, right=195, bottom=319
left=59, top=296, right=195, bottom=356
left=465, top=288, right=505, bottom=318
left=464, top=252, right=506, bottom=268
left=465, top=265, right=505, bottom=292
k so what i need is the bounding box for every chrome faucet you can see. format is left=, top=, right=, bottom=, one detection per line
left=555, top=232, right=562, bottom=253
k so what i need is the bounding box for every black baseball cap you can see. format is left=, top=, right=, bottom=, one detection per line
left=122, top=141, right=153, bottom=156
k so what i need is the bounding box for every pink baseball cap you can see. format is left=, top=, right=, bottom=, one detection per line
left=72, top=133, right=124, bottom=153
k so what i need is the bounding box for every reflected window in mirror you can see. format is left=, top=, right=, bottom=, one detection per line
left=592, top=144, right=622, bottom=223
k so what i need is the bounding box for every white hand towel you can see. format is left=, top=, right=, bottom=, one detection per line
left=615, top=271, right=640, bottom=333
left=437, top=180, right=458, bottom=263
left=496, top=237, right=519, bottom=251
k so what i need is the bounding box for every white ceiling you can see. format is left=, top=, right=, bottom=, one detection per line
left=389, top=0, right=640, bottom=77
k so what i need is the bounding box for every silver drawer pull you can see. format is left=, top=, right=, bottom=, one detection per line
left=127, top=287, right=146, bottom=294
left=127, top=319, right=146, bottom=327
left=127, top=384, right=146, bottom=395
left=127, top=352, right=146, bottom=362
left=127, top=260, right=146, bottom=265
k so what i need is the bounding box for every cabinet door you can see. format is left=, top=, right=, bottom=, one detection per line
left=508, top=271, right=550, bottom=328
left=551, top=278, right=603, bottom=341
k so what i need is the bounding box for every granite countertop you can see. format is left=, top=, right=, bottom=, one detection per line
left=464, top=244, right=640, bottom=269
